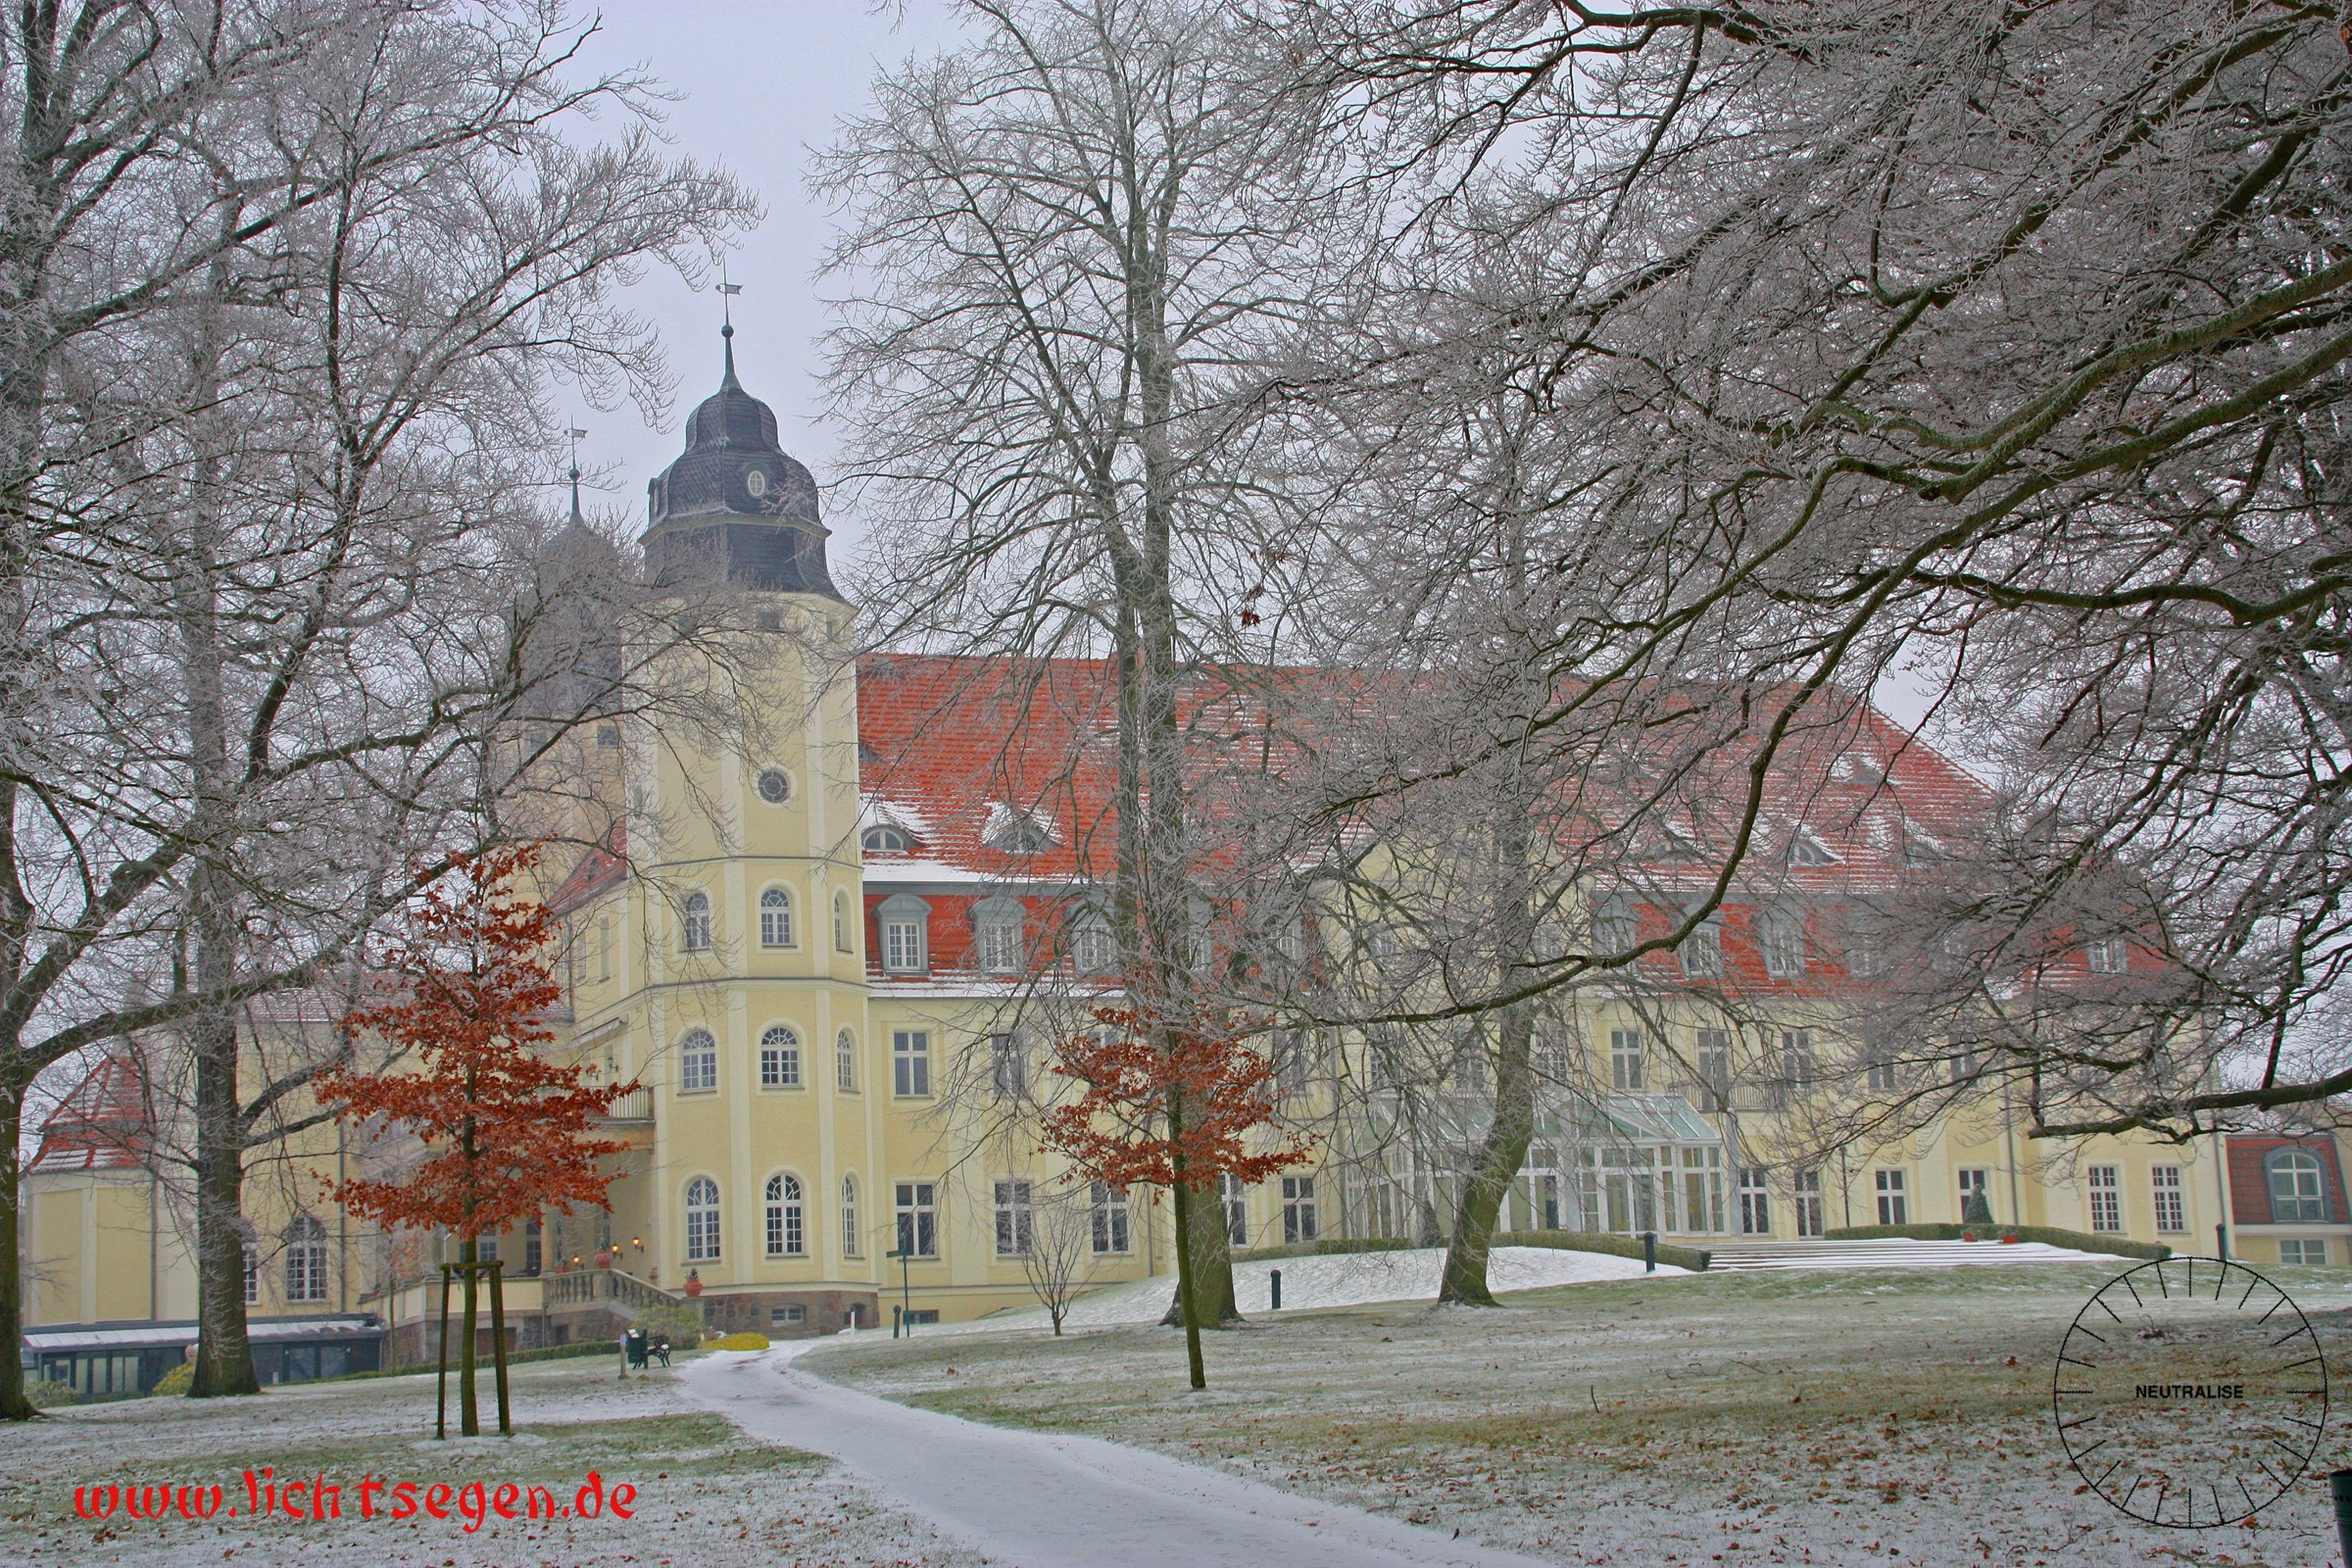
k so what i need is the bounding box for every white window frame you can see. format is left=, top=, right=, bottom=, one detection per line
left=841, top=1175, right=861, bottom=1256
left=680, top=890, right=712, bottom=953
left=2086, top=1164, right=2123, bottom=1233
left=765, top=1172, right=807, bottom=1257
left=1957, top=1166, right=1991, bottom=1221
left=1282, top=1175, right=1318, bottom=1245
left=834, top=891, right=852, bottom=953
left=987, top=1034, right=1026, bottom=1101
left=878, top=894, right=930, bottom=974
left=1738, top=1167, right=1771, bottom=1236
left=2280, top=1238, right=2328, bottom=1267
left=755, top=766, right=793, bottom=805
left=684, top=1177, right=721, bottom=1263
left=759, top=1025, right=802, bottom=1090
left=678, top=1028, right=718, bottom=1095
left=836, top=1027, right=857, bottom=1092
left=1678, top=918, right=1724, bottom=978
left=2151, top=1165, right=2185, bottom=1233
left=895, top=1181, right=938, bottom=1258
left=759, top=887, right=795, bottom=948
left=1873, top=1168, right=1908, bottom=1226
left=2084, top=936, right=2128, bottom=974
left=892, top=1030, right=932, bottom=1098
left=994, top=1178, right=1034, bottom=1256
left=1758, top=908, right=1805, bottom=977
left=1793, top=1169, right=1825, bottom=1237
left=972, top=897, right=1025, bottom=974
left=284, top=1217, right=327, bottom=1303
left=1090, top=1182, right=1131, bottom=1253
left=1694, top=1029, right=1732, bottom=1106
left=1219, top=1173, right=1249, bottom=1247
left=1609, top=1028, right=1645, bottom=1092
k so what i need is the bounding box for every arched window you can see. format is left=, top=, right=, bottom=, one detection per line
left=836, top=1027, right=857, bottom=1092
left=760, top=1025, right=801, bottom=1088
left=2267, top=1148, right=2329, bottom=1223
left=760, top=887, right=794, bottom=948
left=764, top=1173, right=806, bottom=1256
left=680, top=890, right=711, bottom=953
left=284, top=1216, right=328, bottom=1302
left=833, top=891, right=852, bottom=953
left=684, top=1177, right=721, bottom=1262
left=679, top=1028, right=718, bottom=1095
left=239, top=1219, right=261, bottom=1305
left=842, top=1175, right=861, bottom=1256
left=861, top=823, right=914, bottom=855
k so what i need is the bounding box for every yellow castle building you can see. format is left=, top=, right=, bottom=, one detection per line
left=25, top=326, right=2302, bottom=1396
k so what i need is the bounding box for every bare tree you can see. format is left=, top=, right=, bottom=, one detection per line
left=1, top=1, right=755, bottom=1418
left=1277, top=0, right=2352, bottom=1146
left=1018, top=1182, right=1102, bottom=1336
left=817, top=0, right=1366, bottom=1376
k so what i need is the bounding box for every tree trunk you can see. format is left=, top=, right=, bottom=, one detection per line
left=459, top=1237, right=481, bottom=1437
left=1438, top=1001, right=1537, bottom=1305
left=0, top=1082, right=32, bottom=1418
left=1157, top=1182, right=1241, bottom=1328
left=188, top=1004, right=260, bottom=1396
left=1167, top=1110, right=1206, bottom=1391
left=1438, top=739, right=1542, bottom=1306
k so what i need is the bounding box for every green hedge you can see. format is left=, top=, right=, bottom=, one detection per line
left=1497, top=1228, right=1712, bottom=1272
left=1823, top=1222, right=2170, bottom=1260
left=1237, top=1231, right=1711, bottom=1271
left=1234, top=1237, right=1417, bottom=1263
left=365, top=1337, right=622, bottom=1383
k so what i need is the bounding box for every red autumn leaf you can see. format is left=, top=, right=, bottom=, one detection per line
left=1039, top=1002, right=1315, bottom=1196
left=317, top=843, right=632, bottom=1241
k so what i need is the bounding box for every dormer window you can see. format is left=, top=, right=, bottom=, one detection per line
left=971, top=897, right=1026, bottom=974
left=984, top=805, right=1056, bottom=856
left=876, top=894, right=930, bottom=975
left=862, top=823, right=915, bottom=856
left=1786, top=829, right=1839, bottom=867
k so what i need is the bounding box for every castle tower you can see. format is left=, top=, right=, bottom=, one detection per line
left=642, top=321, right=842, bottom=600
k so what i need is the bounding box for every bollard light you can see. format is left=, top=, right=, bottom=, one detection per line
left=1270, top=1268, right=1283, bottom=1311
left=1642, top=1230, right=1657, bottom=1273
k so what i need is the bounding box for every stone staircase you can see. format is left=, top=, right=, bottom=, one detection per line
left=1706, top=1238, right=2127, bottom=1271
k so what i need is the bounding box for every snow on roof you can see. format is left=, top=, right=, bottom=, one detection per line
left=28, top=1052, right=151, bottom=1174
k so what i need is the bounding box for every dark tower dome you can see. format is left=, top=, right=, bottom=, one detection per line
left=642, top=323, right=842, bottom=599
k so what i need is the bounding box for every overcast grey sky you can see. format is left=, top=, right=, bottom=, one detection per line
left=567, top=2, right=970, bottom=560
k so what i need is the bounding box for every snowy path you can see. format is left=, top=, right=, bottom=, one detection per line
left=681, top=1344, right=1555, bottom=1568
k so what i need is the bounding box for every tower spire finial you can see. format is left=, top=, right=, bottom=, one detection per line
left=565, top=425, right=587, bottom=526
left=717, top=256, right=743, bottom=388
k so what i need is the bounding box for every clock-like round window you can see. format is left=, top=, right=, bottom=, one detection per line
left=745, top=467, right=768, bottom=497
left=756, top=768, right=792, bottom=805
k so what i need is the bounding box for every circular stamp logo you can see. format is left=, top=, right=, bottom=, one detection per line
left=2052, top=1256, right=2328, bottom=1527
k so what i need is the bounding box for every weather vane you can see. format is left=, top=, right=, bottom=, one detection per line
left=718, top=254, right=742, bottom=330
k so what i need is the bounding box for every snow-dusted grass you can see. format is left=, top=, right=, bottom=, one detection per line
left=818, top=1261, right=2352, bottom=1568
left=951, top=1244, right=1674, bottom=1334
left=1, top=1358, right=991, bottom=1568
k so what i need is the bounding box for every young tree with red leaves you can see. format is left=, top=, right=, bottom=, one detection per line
left=318, top=844, right=630, bottom=1436
left=1040, top=1004, right=1313, bottom=1390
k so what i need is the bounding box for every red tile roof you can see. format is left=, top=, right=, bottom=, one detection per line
left=29, top=1052, right=152, bottom=1174
left=851, top=655, right=2002, bottom=995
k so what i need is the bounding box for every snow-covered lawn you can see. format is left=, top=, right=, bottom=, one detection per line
left=817, top=1260, right=2352, bottom=1568
left=948, top=1244, right=1676, bottom=1334
left=0, top=1357, right=991, bottom=1568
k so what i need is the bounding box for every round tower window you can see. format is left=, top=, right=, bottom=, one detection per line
left=756, top=768, right=792, bottom=805
left=745, top=467, right=768, bottom=497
